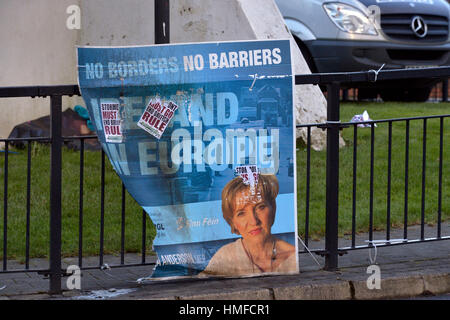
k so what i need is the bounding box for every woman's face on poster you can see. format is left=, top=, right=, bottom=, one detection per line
left=231, top=188, right=273, bottom=241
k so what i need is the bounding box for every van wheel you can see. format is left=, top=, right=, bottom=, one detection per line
left=380, top=87, right=432, bottom=102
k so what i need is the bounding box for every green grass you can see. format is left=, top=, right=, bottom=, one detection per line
left=0, top=142, right=155, bottom=261
left=0, top=101, right=448, bottom=260
left=296, top=101, right=450, bottom=240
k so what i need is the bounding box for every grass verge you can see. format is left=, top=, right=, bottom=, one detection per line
left=297, top=101, right=449, bottom=240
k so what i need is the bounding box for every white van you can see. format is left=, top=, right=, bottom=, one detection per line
left=275, top=0, right=450, bottom=101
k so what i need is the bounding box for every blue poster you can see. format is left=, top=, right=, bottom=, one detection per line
left=77, top=40, right=298, bottom=279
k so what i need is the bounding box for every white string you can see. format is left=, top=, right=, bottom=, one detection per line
left=368, top=241, right=378, bottom=264
left=368, top=63, right=385, bottom=82
left=364, top=239, right=407, bottom=264
left=297, top=236, right=322, bottom=268
left=249, top=74, right=258, bottom=91
left=365, top=238, right=408, bottom=244
left=100, top=263, right=143, bottom=284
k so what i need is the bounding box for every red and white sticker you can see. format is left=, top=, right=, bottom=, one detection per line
left=101, top=102, right=123, bottom=143
left=235, top=165, right=259, bottom=187
left=137, top=98, right=178, bottom=139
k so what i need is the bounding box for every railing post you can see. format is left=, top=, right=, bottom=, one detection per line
left=442, top=79, right=448, bottom=102
left=324, top=82, right=340, bottom=271
left=49, top=94, right=62, bottom=294
left=155, top=0, right=170, bottom=44
left=342, top=88, right=348, bottom=102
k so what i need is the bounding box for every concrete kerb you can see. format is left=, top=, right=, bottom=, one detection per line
left=349, top=272, right=450, bottom=300
left=152, top=272, right=450, bottom=301
left=1, top=265, right=448, bottom=300
left=423, top=273, right=450, bottom=295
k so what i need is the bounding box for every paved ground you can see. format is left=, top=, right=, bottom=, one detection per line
left=0, top=222, right=448, bottom=300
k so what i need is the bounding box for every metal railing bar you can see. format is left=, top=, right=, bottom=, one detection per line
left=351, top=124, right=357, bottom=248
left=25, top=141, right=31, bottom=269
left=121, top=183, right=126, bottom=265
left=324, top=82, right=340, bottom=271
left=0, top=268, right=49, bottom=274
left=0, top=136, right=95, bottom=143
left=294, top=66, right=450, bottom=85
left=78, top=139, right=84, bottom=268
left=49, top=94, right=63, bottom=294
left=296, top=123, right=325, bottom=128
left=0, top=85, right=80, bottom=98
left=404, top=120, right=410, bottom=240
left=304, top=126, right=311, bottom=248
left=142, top=209, right=147, bottom=264
left=386, top=121, right=392, bottom=242
left=62, top=135, right=97, bottom=140
left=3, top=141, right=8, bottom=271
left=339, top=236, right=450, bottom=252
left=421, top=119, right=427, bottom=241
left=437, top=117, right=444, bottom=238
left=79, top=262, right=156, bottom=271
left=0, top=67, right=447, bottom=98
left=369, top=123, right=375, bottom=244
left=99, top=149, right=105, bottom=267
left=339, top=114, right=450, bottom=126
left=0, top=137, right=50, bottom=143
left=296, top=114, right=449, bottom=129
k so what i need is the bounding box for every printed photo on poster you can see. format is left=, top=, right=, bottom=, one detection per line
left=199, top=173, right=297, bottom=277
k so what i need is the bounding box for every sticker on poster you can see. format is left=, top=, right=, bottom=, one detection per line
left=137, top=98, right=178, bottom=139
left=235, top=165, right=260, bottom=187
left=101, top=102, right=123, bottom=143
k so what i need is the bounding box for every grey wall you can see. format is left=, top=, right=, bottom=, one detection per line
left=0, top=0, right=327, bottom=148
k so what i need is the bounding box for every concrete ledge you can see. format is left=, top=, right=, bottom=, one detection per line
left=171, top=273, right=450, bottom=300
left=273, top=282, right=352, bottom=300
left=351, top=275, right=425, bottom=300
left=177, top=288, right=274, bottom=300
left=423, top=273, right=450, bottom=295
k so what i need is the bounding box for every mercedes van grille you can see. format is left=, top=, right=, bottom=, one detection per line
left=380, top=14, right=449, bottom=43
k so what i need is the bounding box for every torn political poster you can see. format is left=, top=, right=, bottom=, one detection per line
left=77, top=39, right=298, bottom=279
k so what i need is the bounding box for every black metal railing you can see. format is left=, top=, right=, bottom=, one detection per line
left=0, top=67, right=448, bottom=294
left=295, top=67, right=450, bottom=271
left=1, top=0, right=449, bottom=294
left=296, top=114, right=449, bottom=255
left=0, top=88, right=154, bottom=291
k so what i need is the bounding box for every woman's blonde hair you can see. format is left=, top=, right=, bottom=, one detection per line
left=221, top=174, right=279, bottom=234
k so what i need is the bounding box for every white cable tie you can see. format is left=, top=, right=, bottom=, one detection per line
left=100, top=263, right=111, bottom=270
left=368, top=63, right=385, bottom=82
left=0, top=285, right=6, bottom=291
left=249, top=74, right=258, bottom=91
left=136, top=276, right=152, bottom=284
left=297, top=236, right=322, bottom=268
left=365, top=239, right=407, bottom=244
left=99, top=264, right=142, bottom=284
left=364, top=239, right=407, bottom=264
left=368, top=242, right=377, bottom=265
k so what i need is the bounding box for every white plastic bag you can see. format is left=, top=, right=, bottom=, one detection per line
left=350, top=110, right=377, bottom=127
